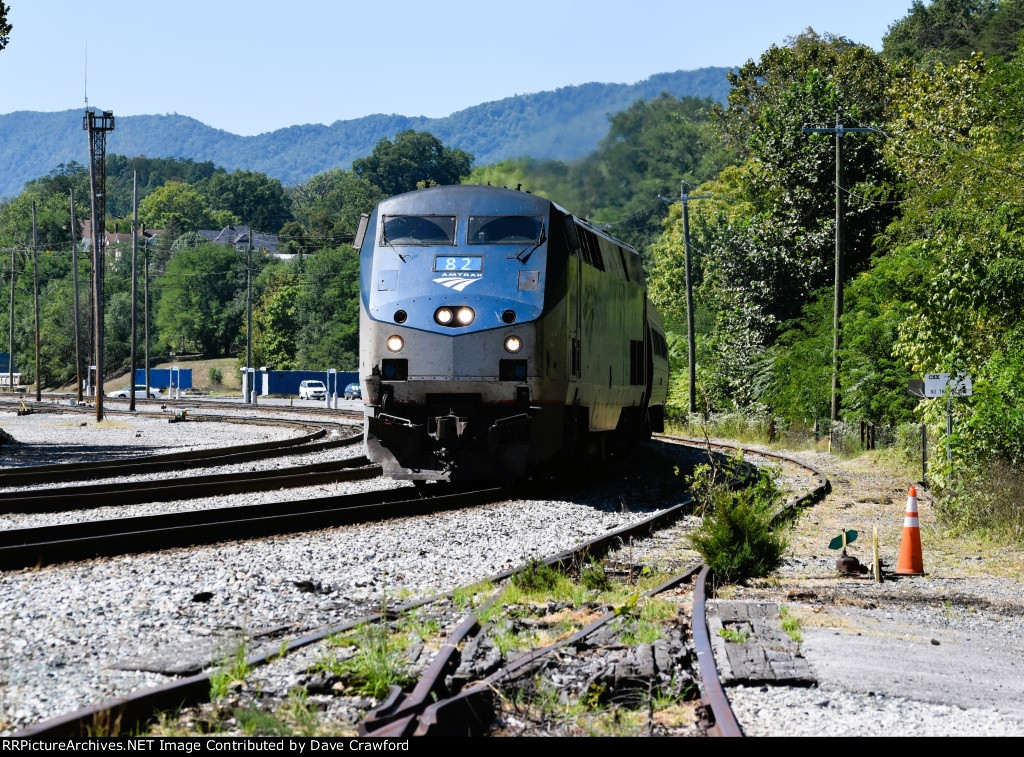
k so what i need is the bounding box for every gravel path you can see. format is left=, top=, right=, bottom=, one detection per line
left=704, top=442, right=1024, bottom=737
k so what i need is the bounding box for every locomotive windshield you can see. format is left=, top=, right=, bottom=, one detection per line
left=382, top=215, right=456, bottom=245
left=468, top=216, right=544, bottom=245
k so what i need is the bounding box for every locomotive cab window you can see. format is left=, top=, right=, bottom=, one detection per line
left=468, top=216, right=544, bottom=245
left=381, top=215, right=456, bottom=245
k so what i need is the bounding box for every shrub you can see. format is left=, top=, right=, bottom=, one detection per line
left=686, top=465, right=788, bottom=584
left=209, top=366, right=223, bottom=385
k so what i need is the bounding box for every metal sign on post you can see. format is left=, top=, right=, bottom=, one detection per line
left=922, top=372, right=972, bottom=466
left=924, top=372, right=972, bottom=397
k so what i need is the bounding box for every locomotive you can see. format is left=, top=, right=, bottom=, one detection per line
left=354, top=184, right=668, bottom=481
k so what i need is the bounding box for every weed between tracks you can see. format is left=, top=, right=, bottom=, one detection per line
left=478, top=558, right=705, bottom=736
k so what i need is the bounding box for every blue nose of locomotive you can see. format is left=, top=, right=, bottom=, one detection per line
left=361, top=187, right=550, bottom=337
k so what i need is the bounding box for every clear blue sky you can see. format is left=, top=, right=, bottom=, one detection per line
left=1, top=1, right=912, bottom=135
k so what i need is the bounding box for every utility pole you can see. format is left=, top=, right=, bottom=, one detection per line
left=660, top=183, right=710, bottom=414
left=802, top=115, right=878, bottom=423
left=70, top=190, right=83, bottom=402
left=7, top=245, right=13, bottom=394
left=143, top=228, right=150, bottom=396
left=84, top=109, right=114, bottom=421
left=31, top=202, right=40, bottom=402
left=246, top=229, right=253, bottom=404
left=129, top=171, right=138, bottom=411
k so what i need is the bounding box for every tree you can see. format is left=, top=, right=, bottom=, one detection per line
left=681, top=31, right=895, bottom=410
left=139, top=181, right=220, bottom=232
left=289, top=169, right=383, bottom=251
left=353, top=130, right=473, bottom=196
left=293, top=247, right=361, bottom=370
left=198, top=170, right=293, bottom=233
left=577, top=94, right=732, bottom=250
left=882, top=0, right=1000, bottom=65
left=106, top=155, right=223, bottom=220
left=0, top=1, right=11, bottom=51
left=246, top=264, right=301, bottom=370
left=155, top=243, right=243, bottom=355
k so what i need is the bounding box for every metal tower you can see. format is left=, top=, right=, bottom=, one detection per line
left=84, top=109, right=114, bottom=420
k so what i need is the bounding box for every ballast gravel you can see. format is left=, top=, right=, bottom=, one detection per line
left=0, top=408, right=689, bottom=734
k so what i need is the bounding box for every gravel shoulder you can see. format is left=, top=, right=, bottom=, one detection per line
left=713, top=442, right=1024, bottom=737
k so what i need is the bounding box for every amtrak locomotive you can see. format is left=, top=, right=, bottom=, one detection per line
left=354, top=184, right=668, bottom=481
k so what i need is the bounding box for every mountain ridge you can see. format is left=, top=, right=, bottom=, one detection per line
left=0, top=66, right=731, bottom=199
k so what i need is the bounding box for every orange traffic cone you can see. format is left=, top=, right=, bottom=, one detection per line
left=896, top=485, right=924, bottom=575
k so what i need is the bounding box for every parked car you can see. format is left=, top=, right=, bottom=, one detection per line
left=108, top=384, right=162, bottom=399
left=298, top=379, right=328, bottom=400
left=343, top=382, right=362, bottom=400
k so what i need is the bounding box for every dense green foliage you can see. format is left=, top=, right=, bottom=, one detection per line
left=882, top=0, right=1024, bottom=64
left=353, top=131, right=472, bottom=196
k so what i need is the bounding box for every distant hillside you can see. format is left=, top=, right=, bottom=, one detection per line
left=0, top=67, right=731, bottom=199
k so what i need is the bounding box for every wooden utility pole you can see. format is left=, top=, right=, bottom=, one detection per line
left=661, top=183, right=710, bottom=415
left=31, top=202, right=40, bottom=402
left=130, top=171, right=138, bottom=412
left=143, top=226, right=150, bottom=396
left=7, top=245, right=13, bottom=394
left=70, top=190, right=83, bottom=402
left=802, top=115, right=877, bottom=423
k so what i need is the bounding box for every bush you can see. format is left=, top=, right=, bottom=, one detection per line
left=686, top=464, right=788, bottom=584
left=935, top=458, right=1024, bottom=541
left=209, top=366, right=223, bottom=385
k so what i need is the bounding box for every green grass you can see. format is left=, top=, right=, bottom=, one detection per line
left=718, top=627, right=749, bottom=644
left=315, top=620, right=414, bottom=700
left=779, top=605, right=803, bottom=643
left=580, top=557, right=612, bottom=591
left=452, top=579, right=495, bottom=610
left=209, top=640, right=252, bottom=701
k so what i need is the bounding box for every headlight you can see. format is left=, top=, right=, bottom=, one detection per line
left=456, top=307, right=475, bottom=326
left=504, top=335, right=522, bottom=353
left=435, top=307, right=454, bottom=325
left=386, top=335, right=404, bottom=352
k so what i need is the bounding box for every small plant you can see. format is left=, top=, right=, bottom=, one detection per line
left=687, top=468, right=788, bottom=584
left=493, top=626, right=539, bottom=656
left=779, top=605, right=803, bottom=643
left=316, top=621, right=413, bottom=700
left=511, top=558, right=565, bottom=593
left=209, top=366, right=223, bottom=385
left=452, top=579, right=494, bottom=610
left=279, top=688, right=320, bottom=736
left=580, top=557, right=612, bottom=591
left=235, top=707, right=291, bottom=737
left=620, top=619, right=663, bottom=645
left=718, top=627, right=749, bottom=644
left=209, top=640, right=252, bottom=701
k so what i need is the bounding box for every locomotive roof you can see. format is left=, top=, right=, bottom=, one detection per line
left=377, top=184, right=555, bottom=216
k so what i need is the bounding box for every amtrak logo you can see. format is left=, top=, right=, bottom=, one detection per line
left=433, top=275, right=482, bottom=292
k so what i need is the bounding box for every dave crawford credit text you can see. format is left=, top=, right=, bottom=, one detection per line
left=1, top=741, right=411, bottom=752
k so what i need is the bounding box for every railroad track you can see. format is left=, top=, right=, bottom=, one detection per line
left=0, top=480, right=514, bottom=571
left=356, top=434, right=829, bottom=737
left=8, top=434, right=829, bottom=738
left=0, top=455, right=377, bottom=514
